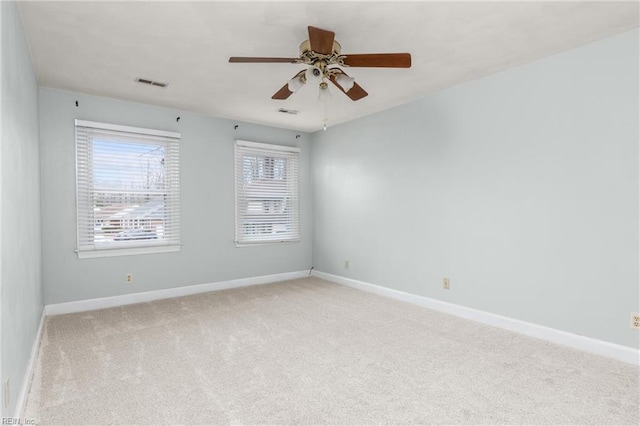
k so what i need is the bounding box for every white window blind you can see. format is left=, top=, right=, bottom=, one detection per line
left=235, top=140, right=300, bottom=245
left=75, top=120, right=181, bottom=258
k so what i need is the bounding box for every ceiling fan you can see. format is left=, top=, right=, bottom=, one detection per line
left=229, top=26, right=411, bottom=102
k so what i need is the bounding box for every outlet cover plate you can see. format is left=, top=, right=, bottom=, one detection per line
left=443, top=277, right=450, bottom=290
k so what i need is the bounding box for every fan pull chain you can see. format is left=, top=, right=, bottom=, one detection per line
left=323, top=92, right=329, bottom=131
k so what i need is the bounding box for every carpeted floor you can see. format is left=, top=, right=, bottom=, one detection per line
left=25, top=277, right=638, bottom=425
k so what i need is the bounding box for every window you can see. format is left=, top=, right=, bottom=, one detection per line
left=235, top=140, right=300, bottom=245
left=75, top=120, right=181, bottom=258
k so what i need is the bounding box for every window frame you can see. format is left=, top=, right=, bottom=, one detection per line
left=74, top=119, right=181, bottom=259
left=234, top=140, right=300, bottom=247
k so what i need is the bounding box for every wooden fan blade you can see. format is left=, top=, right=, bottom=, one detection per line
left=329, top=73, right=368, bottom=101
left=342, top=53, right=412, bottom=68
left=271, top=84, right=293, bottom=100
left=229, top=57, right=300, bottom=63
left=308, top=26, right=335, bottom=55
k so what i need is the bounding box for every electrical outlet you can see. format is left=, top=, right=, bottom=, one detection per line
left=631, top=313, right=640, bottom=330
left=125, top=273, right=133, bottom=284
left=344, top=260, right=349, bottom=269
left=4, top=377, right=9, bottom=409
left=442, top=277, right=450, bottom=290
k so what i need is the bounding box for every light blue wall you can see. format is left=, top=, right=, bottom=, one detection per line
left=311, top=30, right=639, bottom=349
left=1, top=0, right=43, bottom=416
left=39, top=88, right=312, bottom=304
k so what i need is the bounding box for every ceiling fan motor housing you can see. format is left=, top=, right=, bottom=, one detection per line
left=299, top=40, right=342, bottom=57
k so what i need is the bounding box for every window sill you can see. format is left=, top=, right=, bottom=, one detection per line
left=76, top=244, right=181, bottom=259
left=235, top=239, right=300, bottom=248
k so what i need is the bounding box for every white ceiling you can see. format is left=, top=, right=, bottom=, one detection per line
left=17, top=1, right=639, bottom=133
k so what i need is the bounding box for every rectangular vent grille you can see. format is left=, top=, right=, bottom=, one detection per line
left=278, top=108, right=299, bottom=115
left=135, top=78, right=168, bottom=88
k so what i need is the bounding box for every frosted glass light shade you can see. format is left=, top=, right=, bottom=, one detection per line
left=336, top=74, right=355, bottom=92
left=318, top=83, right=331, bottom=101
left=287, top=76, right=305, bottom=93
left=305, top=66, right=323, bottom=83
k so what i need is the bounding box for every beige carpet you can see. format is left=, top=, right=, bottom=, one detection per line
left=25, top=277, right=639, bottom=425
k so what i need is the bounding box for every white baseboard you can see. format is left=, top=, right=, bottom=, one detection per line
left=312, top=270, right=640, bottom=366
left=14, top=308, right=46, bottom=419
left=45, top=270, right=310, bottom=316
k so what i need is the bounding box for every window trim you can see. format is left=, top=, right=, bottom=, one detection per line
left=234, top=140, right=300, bottom=247
left=74, top=119, right=181, bottom=259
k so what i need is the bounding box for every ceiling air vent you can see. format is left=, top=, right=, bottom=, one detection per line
left=278, top=108, right=299, bottom=115
left=135, top=78, right=168, bottom=88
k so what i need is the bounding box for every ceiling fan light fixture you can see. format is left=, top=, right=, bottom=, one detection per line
left=287, top=75, right=305, bottom=93
left=335, top=74, right=355, bottom=92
